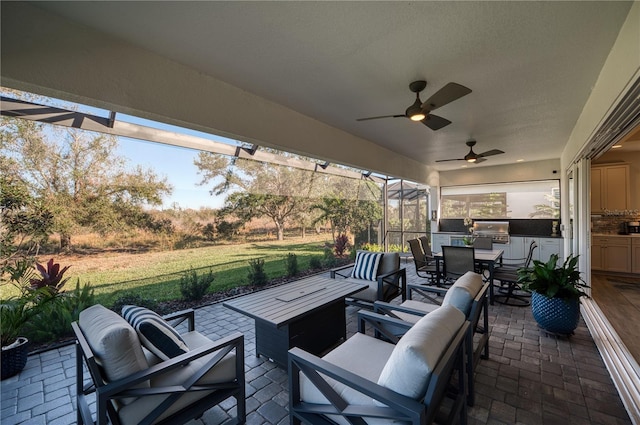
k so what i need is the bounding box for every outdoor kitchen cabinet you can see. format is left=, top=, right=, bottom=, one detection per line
left=591, top=164, right=630, bottom=213
left=633, top=238, right=640, bottom=274
left=505, top=236, right=562, bottom=263
left=432, top=234, right=450, bottom=253
left=592, top=235, right=632, bottom=273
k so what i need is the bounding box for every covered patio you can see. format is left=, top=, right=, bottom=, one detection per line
left=0, top=266, right=630, bottom=425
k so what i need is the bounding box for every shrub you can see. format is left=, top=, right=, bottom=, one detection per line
left=309, top=256, right=322, bottom=269
left=29, top=258, right=71, bottom=295
left=179, top=267, right=214, bottom=301
left=286, top=253, right=299, bottom=277
left=25, top=280, right=96, bottom=344
left=248, top=258, right=269, bottom=287
left=334, top=234, right=349, bottom=257
left=360, top=243, right=383, bottom=252
left=322, top=247, right=337, bottom=268
left=111, top=293, right=159, bottom=314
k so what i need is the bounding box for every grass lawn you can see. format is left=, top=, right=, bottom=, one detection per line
left=1, top=235, right=336, bottom=307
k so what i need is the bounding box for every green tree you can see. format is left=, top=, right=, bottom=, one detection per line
left=1, top=119, right=172, bottom=250
left=195, top=150, right=316, bottom=241
left=0, top=176, right=54, bottom=272
left=312, top=177, right=382, bottom=242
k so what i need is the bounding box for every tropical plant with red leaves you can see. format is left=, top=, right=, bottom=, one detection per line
left=29, top=258, right=71, bottom=295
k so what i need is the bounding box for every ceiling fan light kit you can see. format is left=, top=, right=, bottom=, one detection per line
left=436, top=139, right=505, bottom=164
left=357, top=80, right=471, bottom=131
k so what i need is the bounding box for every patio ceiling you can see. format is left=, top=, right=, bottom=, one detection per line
left=0, top=1, right=634, bottom=180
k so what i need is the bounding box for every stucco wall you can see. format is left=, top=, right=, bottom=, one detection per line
left=438, top=159, right=561, bottom=187
left=561, top=2, right=640, bottom=169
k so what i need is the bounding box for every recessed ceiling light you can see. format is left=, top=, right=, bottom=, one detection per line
left=517, top=159, right=524, bottom=162
left=612, top=144, right=622, bottom=149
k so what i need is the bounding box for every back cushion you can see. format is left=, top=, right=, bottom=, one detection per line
left=122, top=305, right=189, bottom=361
left=79, top=304, right=149, bottom=383
left=442, top=271, right=483, bottom=316
left=378, top=252, right=399, bottom=275
left=351, top=251, right=383, bottom=281
left=377, top=305, right=465, bottom=400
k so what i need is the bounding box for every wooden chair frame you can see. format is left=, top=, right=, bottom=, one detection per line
left=73, top=309, right=246, bottom=425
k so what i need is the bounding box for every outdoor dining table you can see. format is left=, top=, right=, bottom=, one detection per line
left=223, top=274, right=367, bottom=368
left=433, top=248, right=504, bottom=305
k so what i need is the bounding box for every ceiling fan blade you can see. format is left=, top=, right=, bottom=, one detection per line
left=422, top=114, right=451, bottom=131
left=356, top=114, right=404, bottom=121
left=435, top=158, right=464, bottom=163
left=478, top=149, right=505, bottom=157
left=421, top=82, right=472, bottom=111
left=474, top=157, right=487, bottom=164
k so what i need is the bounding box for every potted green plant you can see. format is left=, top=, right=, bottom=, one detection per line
left=1, top=258, right=68, bottom=379
left=517, top=254, right=588, bottom=335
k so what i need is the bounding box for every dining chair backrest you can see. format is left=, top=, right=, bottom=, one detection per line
left=442, top=245, right=476, bottom=279
left=524, top=240, right=538, bottom=267
left=408, top=239, right=427, bottom=266
left=473, top=236, right=493, bottom=250
left=418, top=236, right=433, bottom=257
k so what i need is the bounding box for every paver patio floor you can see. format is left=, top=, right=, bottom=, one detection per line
left=0, top=267, right=632, bottom=424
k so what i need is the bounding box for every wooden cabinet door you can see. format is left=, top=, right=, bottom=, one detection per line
left=591, top=237, right=604, bottom=271
left=604, top=165, right=630, bottom=211
left=604, top=241, right=631, bottom=273
left=591, top=167, right=603, bottom=212
left=633, top=240, right=640, bottom=274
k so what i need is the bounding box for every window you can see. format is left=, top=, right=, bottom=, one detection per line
left=441, top=180, right=560, bottom=219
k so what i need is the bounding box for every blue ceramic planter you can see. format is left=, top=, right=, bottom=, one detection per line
left=531, top=291, right=580, bottom=335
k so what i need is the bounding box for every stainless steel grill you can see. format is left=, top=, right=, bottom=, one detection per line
left=473, top=221, right=510, bottom=244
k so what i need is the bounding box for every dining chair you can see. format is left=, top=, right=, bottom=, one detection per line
left=407, top=239, right=438, bottom=282
left=442, top=245, right=477, bottom=281
left=493, top=240, right=537, bottom=306
left=472, top=236, right=493, bottom=250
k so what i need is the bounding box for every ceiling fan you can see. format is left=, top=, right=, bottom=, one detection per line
left=436, top=139, right=505, bottom=164
left=356, top=80, right=471, bottom=131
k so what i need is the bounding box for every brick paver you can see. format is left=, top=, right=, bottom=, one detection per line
left=0, top=268, right=632, bottom=424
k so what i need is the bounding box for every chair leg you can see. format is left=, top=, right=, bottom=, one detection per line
left=494, top=281, right=530, bottom=306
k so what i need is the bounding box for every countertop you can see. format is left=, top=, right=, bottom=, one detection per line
left=433, top=232, right=562, bottom=238
left=592, top=233, right=640, bottom=238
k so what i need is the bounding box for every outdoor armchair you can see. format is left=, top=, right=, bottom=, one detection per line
left=288, top=305, right=470, bottom=425
left=73, top=304, right=246, bottom=425
left=373, top=271, right=489, bottom=406
left=330, top=251, right=406, bottom=309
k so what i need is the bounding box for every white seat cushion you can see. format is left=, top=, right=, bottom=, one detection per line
left=395, top=299, right=439, bottom=323
left=119, top=331, right=238, bottom=425
left=377, top=305, right=465, bottom=400
left=299, top=332, right=396, bottom=425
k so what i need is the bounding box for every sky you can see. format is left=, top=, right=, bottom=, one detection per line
left=116, top=133, right=227, bottom=210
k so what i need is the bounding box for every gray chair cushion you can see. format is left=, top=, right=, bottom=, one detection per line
left=377, top=304, right=465, bottom=400
left=378, top=252, right=400, bottom=275
left=442, top=271, right=483, bottom=316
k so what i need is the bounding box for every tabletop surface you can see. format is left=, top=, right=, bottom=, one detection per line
left=223, top=274, right=367, bottom=327
left=434, top=248, right=504, bottom=262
